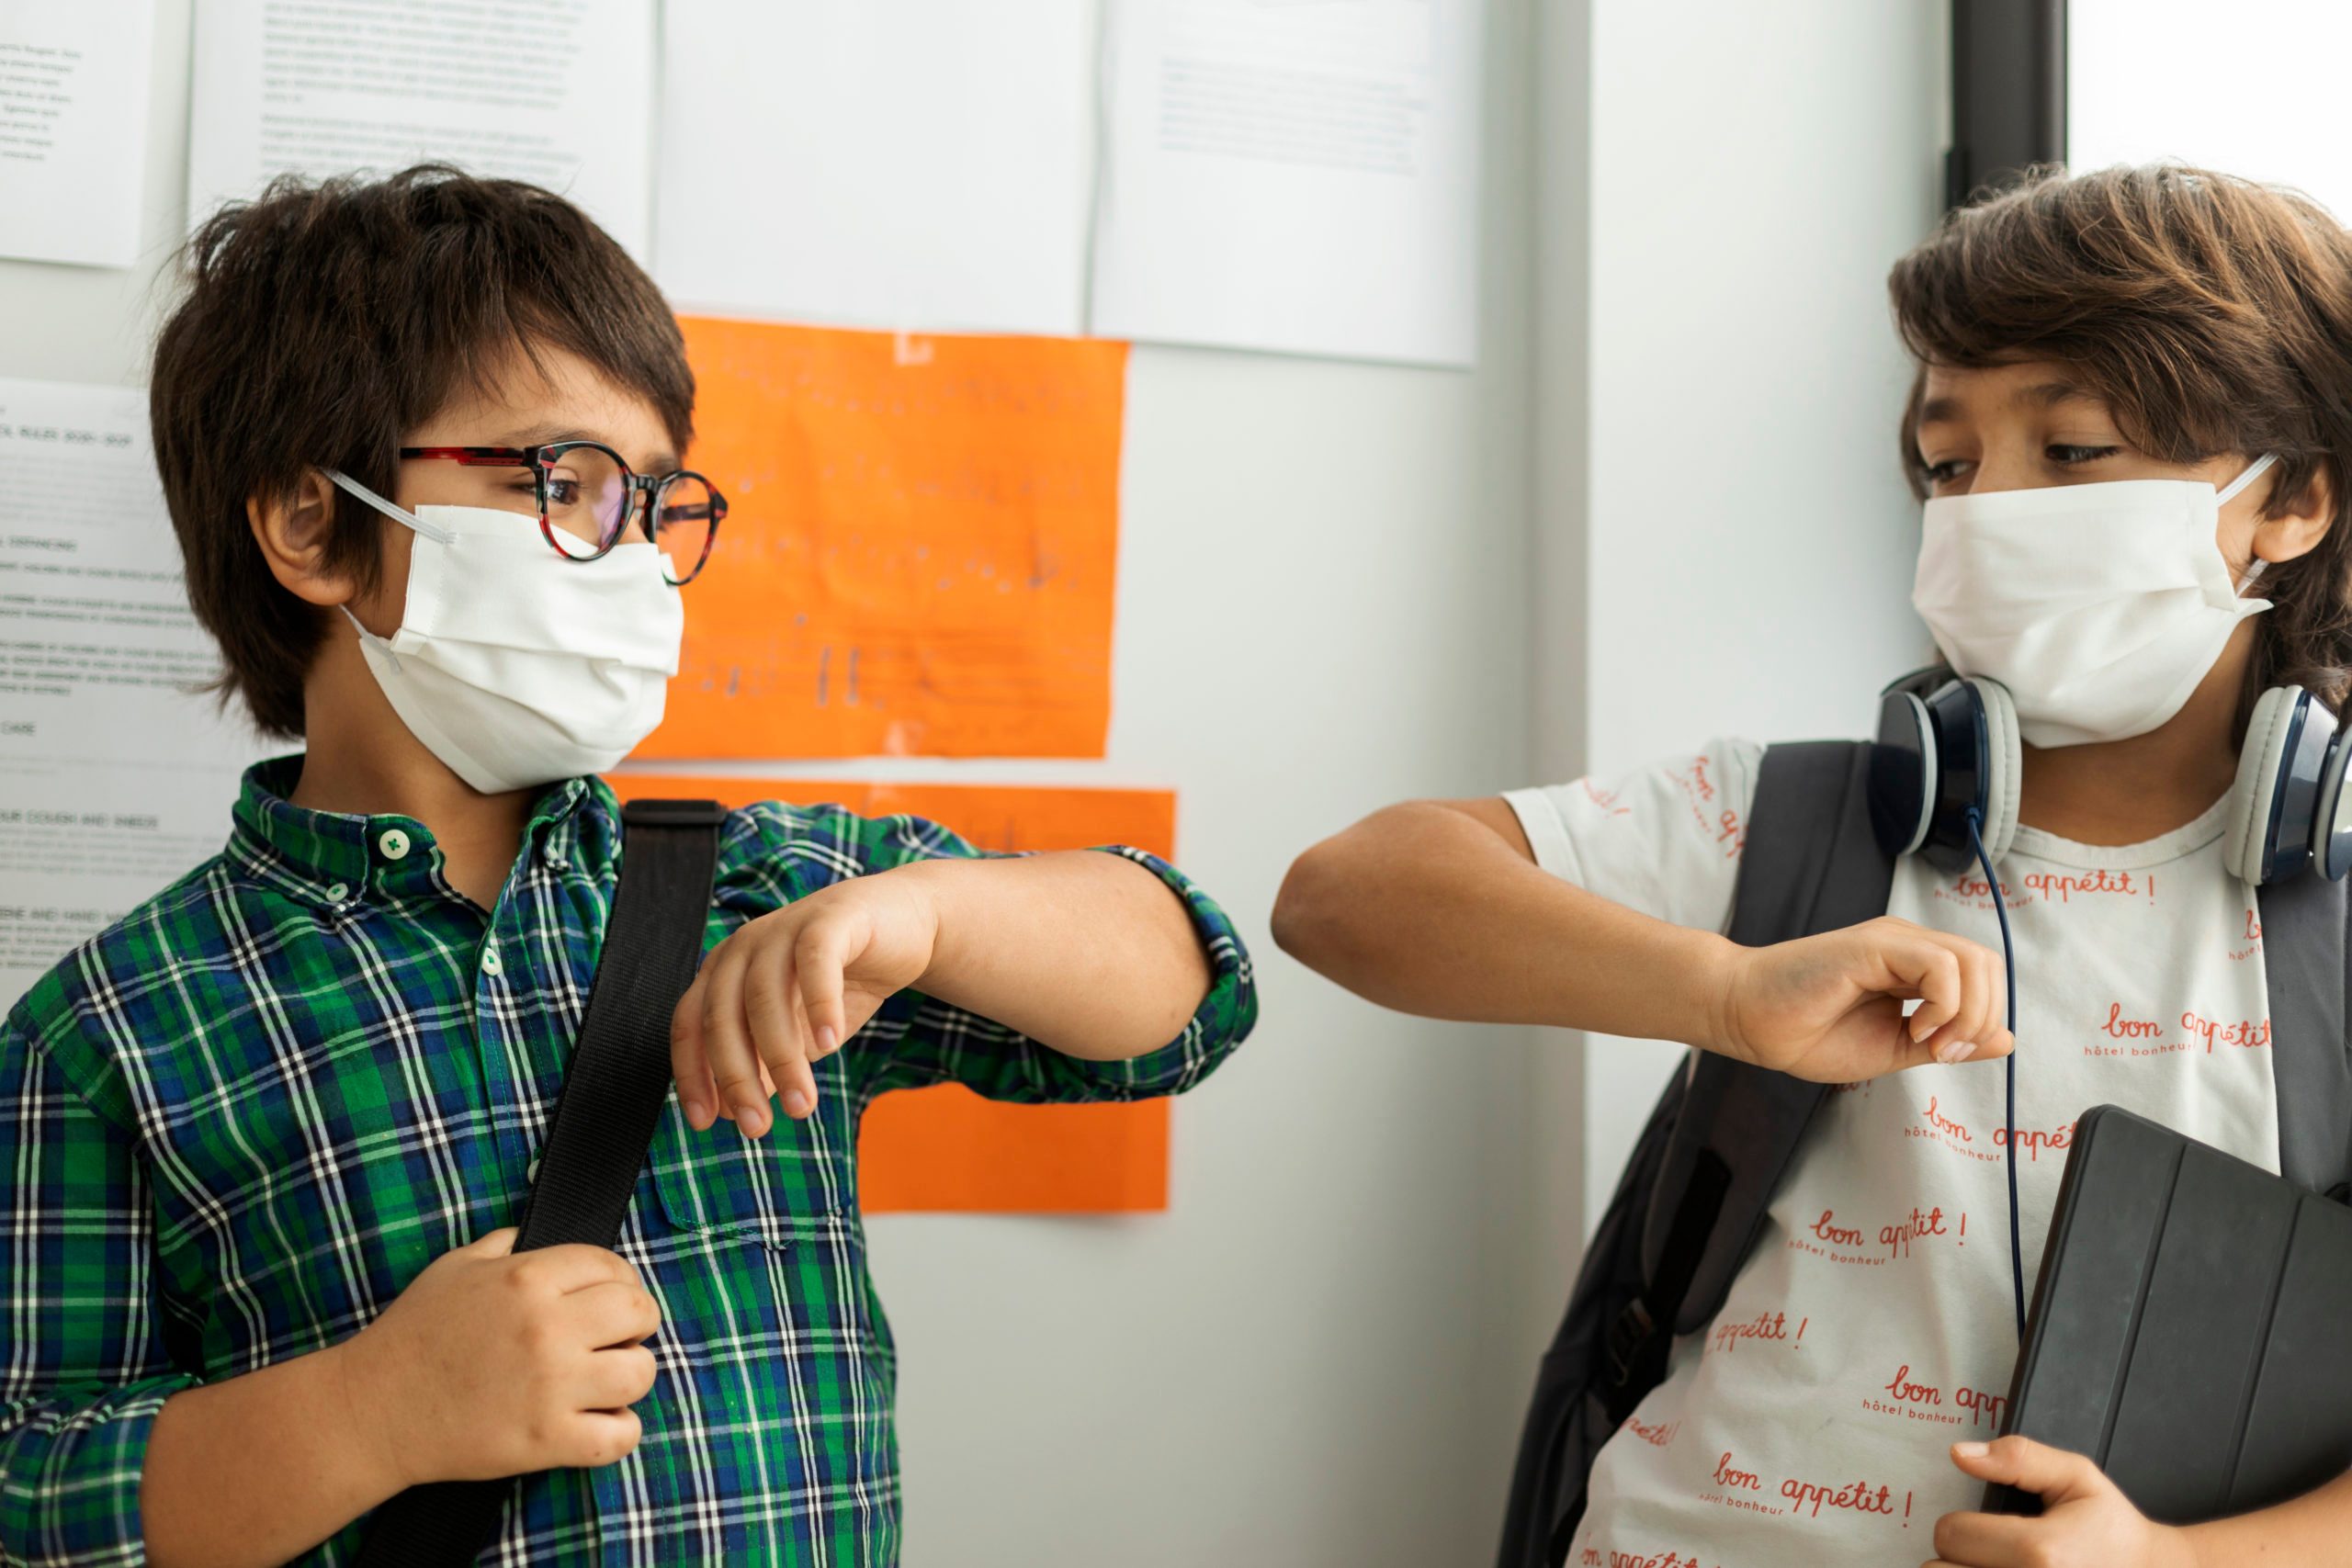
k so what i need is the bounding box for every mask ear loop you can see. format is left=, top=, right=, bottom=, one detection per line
left=323, top=468, right=447, bottom=668
left=2217, top=452, right=2280, bottom=508
left=2221, top=455, right=2282, bottom=598
left=325, top=468, right=455, bottom=546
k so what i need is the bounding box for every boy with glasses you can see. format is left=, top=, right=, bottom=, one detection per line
left=0, top=166, right=1254, bottom=1566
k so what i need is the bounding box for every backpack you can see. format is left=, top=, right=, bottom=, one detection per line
left=1494, top=739, right=2352, bottom=1568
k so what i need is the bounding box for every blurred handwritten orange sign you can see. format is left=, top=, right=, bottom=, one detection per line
left=612, top=773, right=1176, bottom=1213
left=637, top=319, right=1126, bottom=761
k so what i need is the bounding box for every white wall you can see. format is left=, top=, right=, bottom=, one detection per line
left=1530, top=0, right=1951, bottom=1246
left=0, top=2, right=1543, bottom=1563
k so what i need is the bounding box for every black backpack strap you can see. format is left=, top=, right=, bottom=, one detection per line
left=1563, top=742, right=1893, bottom=1551
left=1653, top=740, right=1898, bottom=1331
left=2255, top=868, right=2352, bottom=1196
left=354, top=798, right=728, bottom=1567
left=1602, top=743, right=1890, bottom=1385
left=1498, top=1066, right=1688, bottom=1568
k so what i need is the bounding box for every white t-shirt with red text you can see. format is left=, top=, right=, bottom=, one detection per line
left=1506, top=739, right=2279, bottom=1568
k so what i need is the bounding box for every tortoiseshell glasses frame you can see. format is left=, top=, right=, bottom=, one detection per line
left=397, top=441, right=725, bottom=585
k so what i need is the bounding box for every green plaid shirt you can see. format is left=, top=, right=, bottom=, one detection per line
left=0, top=761, right=1254, bottom=1566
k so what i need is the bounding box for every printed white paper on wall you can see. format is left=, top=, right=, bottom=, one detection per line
left=1091, top=0, right=1484, bottom=367
left=0, top=0, right=158, bottom=268
left=185, top=0, right=655, bottom=256
left=654, top=0, right=1097, bottom=337
left=0, top=378, right=266, bottom=1009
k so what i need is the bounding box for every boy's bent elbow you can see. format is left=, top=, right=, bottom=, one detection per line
left=1277, top=798, right=1532, bottom=982
left=1271, top=840, right=1344, bottom=968
left=1273, top=806, right=1425, bottom=972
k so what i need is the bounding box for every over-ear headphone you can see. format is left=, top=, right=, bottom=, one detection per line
left=1867, top=666, right=2352, bottom=884
left=1868, top=670, right=2019, bottom=875
left=2226, top=684, right=2352, bottom=885
left=1866, top=664, right=2352, bottom=1341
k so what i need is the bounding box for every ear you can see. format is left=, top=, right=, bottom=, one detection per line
left=2249, top=457, right=2339, bottom=570
left=247, top=470, right=362, bottom=607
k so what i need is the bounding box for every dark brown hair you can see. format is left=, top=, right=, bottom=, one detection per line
left=150, top=164, right=695, bottom=739
left=1888, top=164, right=2352, bottom=716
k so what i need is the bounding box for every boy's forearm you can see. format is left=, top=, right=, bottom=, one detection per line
left=902, top=851, right=1214, bottom=1060
left=1272, top=800, right=1736, bottom=1047
left=2181, top=1469, right=2352, bottom=1565
left=142, top=1340, right=403, bottom=1568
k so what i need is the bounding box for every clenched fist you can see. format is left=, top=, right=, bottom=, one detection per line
left=1710, top=916, right=2015, bottom=1083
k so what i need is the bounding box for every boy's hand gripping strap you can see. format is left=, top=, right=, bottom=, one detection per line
left=353, top=798, right=727, bottom=1567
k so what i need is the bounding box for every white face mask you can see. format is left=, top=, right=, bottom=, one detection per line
left=326, top=470, right=684, bottom=794
left=1910, top=454, right=2279, bottom=749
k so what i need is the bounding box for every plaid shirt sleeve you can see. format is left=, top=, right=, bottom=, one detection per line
left=1, top=1009, right=196, bottom=1567
left=734, top=806, right=1256, bottom=1106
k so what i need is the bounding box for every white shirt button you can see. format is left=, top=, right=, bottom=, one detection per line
left=324, top=882, right=349, bottom=903
left=378, top=828, right=412, bottom=861
left=481, top=943, right=503, bottom=977
left=526, top=1156, right=541, bottom=1183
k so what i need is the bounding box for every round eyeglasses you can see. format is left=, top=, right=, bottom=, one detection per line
left=398, top=442, right=726, bottom=585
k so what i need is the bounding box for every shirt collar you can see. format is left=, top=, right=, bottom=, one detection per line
left=227, top=757, right=607, bottom=908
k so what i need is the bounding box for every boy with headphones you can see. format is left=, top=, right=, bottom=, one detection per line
left=1276, top=164, right=2352, bottom=1568
left=0, top=169, right=1255, bottom=1565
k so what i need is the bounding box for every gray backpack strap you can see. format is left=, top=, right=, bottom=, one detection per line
left=2256, top=869, right=2352, bottom=1195
left=1635, top=741, right=1897, bottom=1335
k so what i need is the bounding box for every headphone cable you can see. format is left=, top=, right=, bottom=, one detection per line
left=1964, top=808, right=2028, bottom=1339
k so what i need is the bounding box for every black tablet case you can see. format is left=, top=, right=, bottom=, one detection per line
left=1988, top=1102, right=2352, bottom=1521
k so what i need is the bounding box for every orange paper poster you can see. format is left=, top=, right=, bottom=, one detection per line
left=639, top=319, right=1127, bottom=760
left=612, top=773, right=1177, bottom=1213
